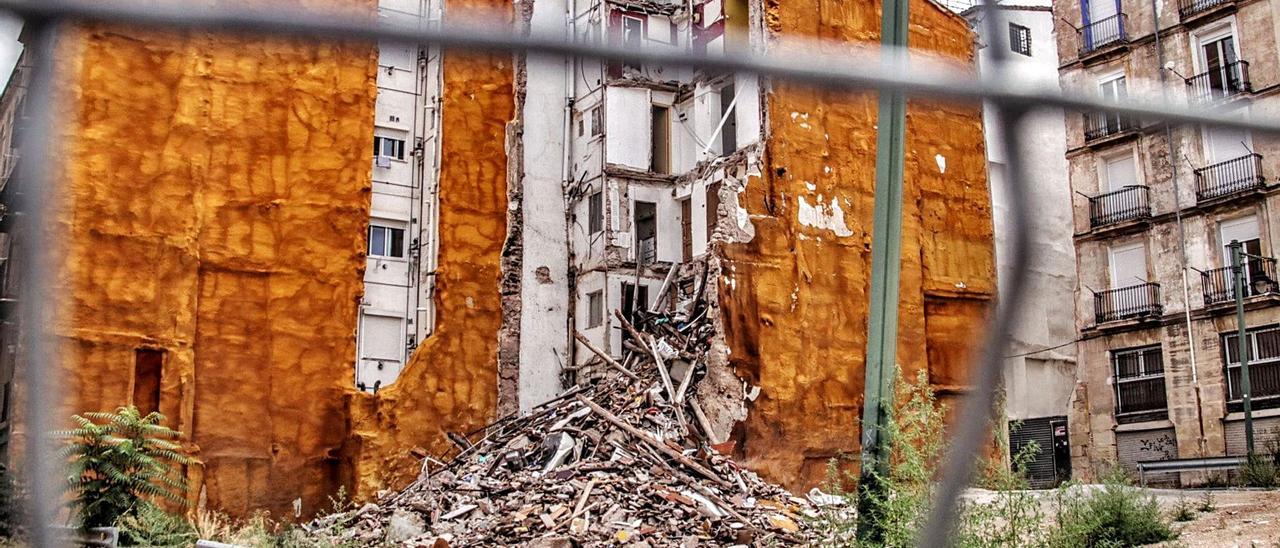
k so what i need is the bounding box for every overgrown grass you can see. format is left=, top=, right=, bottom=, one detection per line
left=1242, top=452, right=1280, bottom=488
left=1197, top=490, right=1215, bottom=513
left=1046, top=471, right=1176, bottom=547
left=807, top=372, right=1178, bottom=548
left=808, top=371, right=1045, bottom=547
left=1170, top=497, right=1195, bottom=522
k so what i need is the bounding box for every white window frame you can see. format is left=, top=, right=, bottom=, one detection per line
left=374, top=133, right=408, bottom=162
left=1218, top=213, right=1260, bottom=263
left=586, top=290, right=604, bottom=328
left=1098, top=146, right=1141, bottom=192
left=1222, top=325, right=1280, bottom=402
left=1110, top=344, right=1167, bottom=416
left=368, top=222, right=407, bottom=259
left=1200, top=107, right=1254, bottom=164
left=1189, top=18, right=1240, bottom=75
left=1109, top=239, right=1148, bottom=289
left=1097, top=71, right=1127, bottom=100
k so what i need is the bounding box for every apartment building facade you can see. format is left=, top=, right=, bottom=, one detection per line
left=965, top=0, right=1079, bottom=489
left=353, top=0, right=443, bottom=393
left=1057, top=0, right=1280, bottom=483
left=566, top=0, right=758, bottom=369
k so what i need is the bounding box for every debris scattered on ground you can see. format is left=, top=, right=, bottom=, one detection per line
left=306, top=279, right=824, bottom=546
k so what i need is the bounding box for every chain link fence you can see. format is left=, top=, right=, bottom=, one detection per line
left=0, top=0, right=1276, bottom=545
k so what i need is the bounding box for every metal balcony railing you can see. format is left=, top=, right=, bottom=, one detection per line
left=1228, top=360, right=1280, bottom=403
left=1084, top=111, right=1138, bottom=142
left=1078, top=13, right=1128, bottom=55
left=1094, top=282, right=1162, bottom=324
left=1179, top=0, right=1233, bottom=18
left=1194, top=153, right=1264, bottom=202
left=1088, top=185, right=1150, bottom=228
left=1115, top=376, right=1168, bottom=415
left=1201, top=256, right=1279, bottom=305
left=1186, top=60, right=1251, bottom=103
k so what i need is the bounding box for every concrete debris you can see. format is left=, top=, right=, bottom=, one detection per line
left=305, top=291, right=815, bottom=546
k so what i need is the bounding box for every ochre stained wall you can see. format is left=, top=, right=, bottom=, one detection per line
left=346, top=0, right=513, bottom=497
left=48, top=12, right=378, bottom=517
left=719, top=0, right=995, bottom=489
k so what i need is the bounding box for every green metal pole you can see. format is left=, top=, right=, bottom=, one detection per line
left=856, top=0, right=908, bottom=543
left=1231, top=240, right=1256, bottom=455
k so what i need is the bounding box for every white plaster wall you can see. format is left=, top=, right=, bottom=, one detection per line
left=574, top=271, right=609, bottom=366
left=973, top=6, right=1079, bottom=420
left=605, top=86, right=651, bottom=169
left=734, top=72, right=761, bottom=149
left=675, top=179, right=711, bottom=257
left=356, top=0, right=430, bottom=391
left=518, top=0, right=573, bottom=411
left=625, top=183, right=683, bottom=264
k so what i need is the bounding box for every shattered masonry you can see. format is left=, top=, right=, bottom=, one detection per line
left=8, top=0, right=994, bottom=517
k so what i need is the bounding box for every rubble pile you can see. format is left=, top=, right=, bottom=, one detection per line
left=308, top=280, right=824, bottom=546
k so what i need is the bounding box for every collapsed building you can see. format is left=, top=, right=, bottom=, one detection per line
left=0, top=0, right=995, bottom=519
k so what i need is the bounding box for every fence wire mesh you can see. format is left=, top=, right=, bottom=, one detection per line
left=1, top=0, right=1278, bottom=545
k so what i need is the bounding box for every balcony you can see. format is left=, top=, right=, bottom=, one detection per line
left=1088, top=185, right=1150, bottom=229
left=1078, top=14, right=1128, bottom=56
left=1094, top=282, right=1162, bottom=324
left=1084, top=111, right=1138, bottom=143
left=1186, top=61, right=1251, bottom=104
left=1194, top=153, right=1264, bottom=203
left=1201, top=256, right=1280, bottom=305
left=1179, top=0, right=1235, bottom=19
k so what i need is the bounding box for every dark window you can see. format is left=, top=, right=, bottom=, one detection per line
left=369, top=225, right=406, bottom=258
left=587, top=290, right=604, bottom=328
left=588, top=191, right=603, bottom=235
left=1, top=382, right=11, bottom=423
left=1223, top=325, right=1280, bottom=406
left=680, top=197, right=692, bottom=261
left=621, top=282, right=649, bottom=324
left=622, top=16, right=644, bottom=73
left=1112, top=345, right=1167, bottom=419
left=635, top=201, right=657, bottom=265
left=719, top=82, right=737, bottom=155
left=374, top=136, right=406, bottom=160
left=133, top=349, right=164, bottom=417
left=651, top=105, right=670, bottom=174
left=1010, top=23, right=1032, bottom=56
left=591, top=107, right=603, bottom=137
left=706, top=182, right=722, bottom=243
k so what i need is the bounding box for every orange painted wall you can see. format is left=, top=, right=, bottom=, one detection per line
left=46, top=10, right=378, bottom=517
left=346, top=0, right=513, bottom=497
left=720, top=0, right=995, bottom=489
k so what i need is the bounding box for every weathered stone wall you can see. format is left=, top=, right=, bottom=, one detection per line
left=346, top=0, right=514, bottom=498
left=47, top=7, right=378, bottom=517
left=718, top=0, right=995, bottom=489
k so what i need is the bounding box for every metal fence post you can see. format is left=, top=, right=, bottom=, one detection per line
left=856, top=0, right=909, bottom=544
left=1230, top=240, right=1255, bottom=455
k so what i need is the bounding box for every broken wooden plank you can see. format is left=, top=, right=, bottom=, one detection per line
left=574, top=394, right=730, bottom=488
left=573, top=331, right=641, bottom=381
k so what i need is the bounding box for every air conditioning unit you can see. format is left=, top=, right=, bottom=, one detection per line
left=375, top=156, right=392, bottom=168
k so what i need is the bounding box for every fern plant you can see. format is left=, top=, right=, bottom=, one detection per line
left=55, top=406, right=191, bottom=528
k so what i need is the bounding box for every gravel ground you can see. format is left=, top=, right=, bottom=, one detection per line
left=961, top=486, right=1280, bottom=547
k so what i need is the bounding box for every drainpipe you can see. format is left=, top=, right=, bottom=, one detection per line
left=562, top=0, right=577, bottom=374
left=1151, top=0, right=1207, bottom=455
